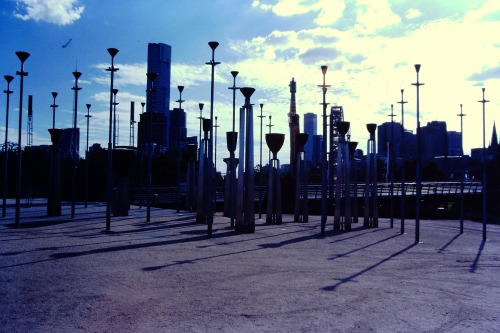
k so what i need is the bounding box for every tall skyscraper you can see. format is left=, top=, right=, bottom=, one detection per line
left=377, top=121, right=403, bottom=161
left=303, top=113, right=317, bottom=165
left=421, top=121, right=447, bottom=164
left=138, top=43, right=172, bottom=152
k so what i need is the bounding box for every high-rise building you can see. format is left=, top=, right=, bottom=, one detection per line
left=312, top=134, right=322, bottom=167
left=169, top=107, right=187, bottom=156
left=447, top=131, right=462, bottom=156
left=303, top=113, right=317, bottom=165
left=421, top=121, right=447, bottom=164
left=377, top=122, right=403, bottom=162
left=138, top=43, right=172, bottom=152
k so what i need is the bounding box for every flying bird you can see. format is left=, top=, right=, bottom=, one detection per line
left=62, top=38, right=72, bottom=48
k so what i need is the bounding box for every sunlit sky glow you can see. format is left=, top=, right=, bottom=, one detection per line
left=1, top=0, right=500, bottom=168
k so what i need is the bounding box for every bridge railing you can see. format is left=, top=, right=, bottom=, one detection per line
left=130, top=181, right=482, bottom=206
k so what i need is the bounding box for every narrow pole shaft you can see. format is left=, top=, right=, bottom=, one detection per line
left=459, top=104, right=464, bottom=234
left=481, top=89, right=487, bottom=241
left=3, top=81, right=12, bottom=218
left=398, top=89, right=407, bottom=234
left=321, top=83, right=328, bottom=234
left=106, top=57, right=115, bottom=231
left=415, top=74, right=421, bottom=244
left=15, top=63, right=26, bottom=228
left=259, top=107, right=264, bottom=219
left=147, top=84, right=153, bottom=222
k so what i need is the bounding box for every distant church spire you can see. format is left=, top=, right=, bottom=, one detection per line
left=488, top=121, right=498, bottom=156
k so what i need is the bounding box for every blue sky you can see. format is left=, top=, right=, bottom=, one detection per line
left=1, top=0, right=500, bottom=168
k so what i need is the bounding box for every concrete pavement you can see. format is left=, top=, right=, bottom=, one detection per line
left=0, top=202, right=499, bottom=332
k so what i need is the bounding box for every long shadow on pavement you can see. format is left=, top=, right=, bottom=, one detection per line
left=322, top=243, right=416, bottom=291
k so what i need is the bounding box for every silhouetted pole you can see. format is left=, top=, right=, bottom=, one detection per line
left=146, top=72, right=158, bottom=223
left=2, top=75, right=14, bottom=218
left=106, top=47, right=119, bottom=231
left=236, top=87, right=256, bottom=233
left=213, top=115, right=220, bottom=211
left=51, top=92, right=58, bottom=129
left=71, top=71, right=82, bottom=219
left=229, top=71, right=240, bottom=133
left=112, top=89, right=119, bottom=148
left=228, top=71, right=239, bottom=226
left=267, top=115, right=274, bottom=161
left=85, top=103, right=92, bottom=208
left=206, top=41, right=220, bottom=237
left=364, top=123, right=378, bottom=228
left=388, top=104, right=396, bottom=228
left=478, top=88, right=489, bottom=241
left=457, top=104, right=465, bottom=234
left=294, top=133, right=309, bottom=222
left=412, top=64, right=424, bottom=244
left=397, top=89, right=407, bottom=234
left=176, top=85, right=184, bottom=213
left=319, top=65, right=330, bottom=235
left=197, top=103, right=204, bottom=161
left=258, top=103, right=266, bottom=219
left=335, top=121, right=352, bottom=231
left=266, top=133, right=285, bottom=225
left=15, top=51, right=29, bottom=228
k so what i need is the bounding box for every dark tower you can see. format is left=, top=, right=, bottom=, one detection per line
left=138, top=43, right=171, bottom=151
left=288, top=78, right=300, bottom=176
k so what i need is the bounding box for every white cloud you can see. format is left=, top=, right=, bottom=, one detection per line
left=14, top=0, right=84, bottom=25
left=252, top=0, right=346, bottom=26
left=355, top=0, right=401, bottom=33
left=405, top=8, right=422, bottom=19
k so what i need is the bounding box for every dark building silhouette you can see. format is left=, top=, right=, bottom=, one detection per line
left=169, top=107, right=187, bottom=156
left=487, top=122, right=498, bottom=158
left=303, top=112, right=317, bottom=165
left=377, top=122, right=403, bottom=162
left=138, top=43, right=172, bottom=152
left=60, top=128, right=80, bottom=160
left=447, top=131, right=462, bottom=156
left=421, top=121, right=447, bottom=163
left=312, top=134, right=322, bottom=167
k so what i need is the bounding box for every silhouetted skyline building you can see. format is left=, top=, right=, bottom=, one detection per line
left=138, top=42, right=172, bottom=152
left=60, top=128, right=80, bottom=160
left=421, top=121, right=448, bottom=163
left=303, top=112, right=317, bottom=165
left=377, top=122, right=403, bottom=162
left=447, top=131, right=462, bottom=156
left=169, top=107, right=187, bottom=156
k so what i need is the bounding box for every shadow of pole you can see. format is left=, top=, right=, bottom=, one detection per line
left=322, top=243, right=416, bottom=291
left=469, top=239, right=486, bottom=273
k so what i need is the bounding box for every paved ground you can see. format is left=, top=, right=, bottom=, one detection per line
left=0, top=201, right=499, bottom=332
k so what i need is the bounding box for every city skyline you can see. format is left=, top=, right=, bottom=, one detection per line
left=1, top=0, right=500, bottom=168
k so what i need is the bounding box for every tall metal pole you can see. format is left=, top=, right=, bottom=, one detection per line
left=457, top=104, right=465, bottom=234
left=397, top=89, right=407, bottom=234
left=106, top=48, right=119, bottom=231
left=205, top=41, right=220, bottom=238
left=112, top=89, right=119, bottom=148
left=2, top=75, right=14, bottom=218
left=15, top=51, right=30, bottom=228
left=319, top=65, right=330, bottom=235
left=51, top=92, right=58, bottom=130
left=388, top=104, right=396, bottom=228
left=412, top=64, right=424, bottom=244
left=478, top=88, right=489, bottom=241
left=267, top=115, right=274, bottom=161
left=176, top=86, right=185, bottom=213
left=146, top=72, right=158, bottom=223
left=198, top=103, right=204, bottom=161
left=258, top=103, right=266, bottom=219
left=229, top=71, right=239, bottom=133
left=85, top=104, right=92, bottom=209
left=213, top=115, right=220, bottom=211
left=71, top=71, right=82, bottom=219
